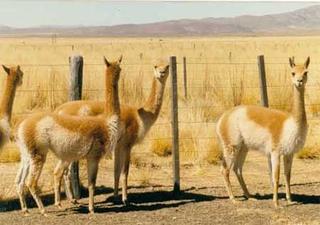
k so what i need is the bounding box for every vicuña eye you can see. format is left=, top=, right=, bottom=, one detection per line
left=291, top=72, right=295, bottom=76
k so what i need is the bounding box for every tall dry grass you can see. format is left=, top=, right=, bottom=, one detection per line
left=0, top=36, right=320, bottom=165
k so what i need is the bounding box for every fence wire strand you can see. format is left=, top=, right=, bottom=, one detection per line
left=2, top=57, right=320, bottom=185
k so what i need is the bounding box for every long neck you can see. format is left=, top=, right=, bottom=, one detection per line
left=291, top=86, right=306, bottom=127
left=143, top=78, right=166, bottom=123
left=105, top=70, right=120, bottom=117
left=0, top=78, right=17, bottom=121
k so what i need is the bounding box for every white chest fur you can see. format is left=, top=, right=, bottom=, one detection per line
left=279, top=117, right=308, bottom=155
left=107, top=115, right=120, bottom=153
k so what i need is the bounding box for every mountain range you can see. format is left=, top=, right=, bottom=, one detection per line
left=1, top=5, right=320, bottom=37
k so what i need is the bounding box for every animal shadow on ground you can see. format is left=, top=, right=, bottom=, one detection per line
left=252, top=193, right=320, bottom=205
left=70, top=186, right=219, bottom=214
left=0, top=185, right=113, bottom=213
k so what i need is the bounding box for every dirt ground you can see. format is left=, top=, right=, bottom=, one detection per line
left=0, top=152, right=319, bottom=225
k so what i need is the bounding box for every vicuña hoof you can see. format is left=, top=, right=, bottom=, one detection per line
left=287, top=200, right=297, bottom=205
left=273, top=201, right=281, bottom=209
left=70, top=199, right=78, bottom=205
left=231, top=198, right=238, bottom=204
left=123, top=200, right=130, bottom=206
left=112, top=196, right=122, bottom=205
left=40, top=209, right=48, bottom=217
left=22, top=209, right=29, bottom=216
left=55, top=203, right=62, bottom=209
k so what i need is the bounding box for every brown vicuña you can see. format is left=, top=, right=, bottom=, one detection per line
left=0, top=65, right=23, bottom=148
left=216, top=57, right=309, bottom=207
left=14, top=56, right=122, bottom=215
left=55, top=61, right=170, bottom=205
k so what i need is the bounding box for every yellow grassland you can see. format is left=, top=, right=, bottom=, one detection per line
left=0, top=36, right=320, bottom=165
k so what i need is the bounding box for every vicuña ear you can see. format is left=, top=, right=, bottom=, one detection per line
left=118, top=55, right=123, bottom=64
left=2, top=65, right=10, bottom=75
left=289, top=57, right=295, bottom=68
left=104, top=56, right=111, bottom=67
left=304, top=56, right=310, bottom=69
left=165, top=64, right=169, bottom=72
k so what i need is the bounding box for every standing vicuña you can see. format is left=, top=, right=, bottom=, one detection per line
left=15, top=56, right=122, bottom=215
left=55, top=62, right=169, bottom=205
left=216, top=57, right=309, bottom=207
left=0, top=65, right=23, bottom=148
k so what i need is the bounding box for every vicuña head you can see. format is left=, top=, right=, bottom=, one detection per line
left=289, top=56, right=309, bottom=89
left=154, top=63, right=169, bottom=82
left=103, top=55, right=122, bottom=116
left=2, top=65, right=23, bottom=87
left=104, top=55, right=122, bottom=84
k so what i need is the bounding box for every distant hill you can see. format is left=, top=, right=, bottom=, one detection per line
left=2, top=5, right=320, bottom=37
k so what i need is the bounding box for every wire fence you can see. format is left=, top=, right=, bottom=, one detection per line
left=1, top=55, right=320, bottom=191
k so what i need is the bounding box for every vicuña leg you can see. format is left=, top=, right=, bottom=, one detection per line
left=121, top=147, right=131, bottom=206
left=267, top=154, right=274, bottom=189
left=271, top=152, right=280, bottom=208
left=62, top=164, right=78, bottom=204
left=233, top=146, right=251, bottom=199
left=87, top=158, right=99, bottom=214
left=221, top=145, right=239, bottom=203
left=283, top=153, right=294, bottom=203
left=16, top=158, right=30, bottom=214
left=26, top=153, right=47, bottom=215
left=113, top=144, right=121, bottom=202
left=54, top=160, right=70, bottom=208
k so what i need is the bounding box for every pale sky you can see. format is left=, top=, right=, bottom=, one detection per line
left=0, top=1, right=318, bottom=28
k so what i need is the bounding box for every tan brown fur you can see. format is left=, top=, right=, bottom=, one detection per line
left=246, top=106, right=288, bottom=145
left=23, top=112, right=109, bottom=152
left=218, top=109, right=233, bottom=146
left=56, top=100, right=104, bottom=116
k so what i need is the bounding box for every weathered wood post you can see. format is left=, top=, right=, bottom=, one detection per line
left=67, top=55, right=83, bottom=199
left=170, top=56, right=180, bottom=195
left=183, top=57, right=188, bottom=99
left=257, top=55, right=269, bottom=107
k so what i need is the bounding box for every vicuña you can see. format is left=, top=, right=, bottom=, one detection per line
left=15, top=56, right=122, bottom=215
left=216, top=57, right=309, bottom=207
left=55, top=61, right=169, bottom=205
left=0, top=65, right=23, bottom=148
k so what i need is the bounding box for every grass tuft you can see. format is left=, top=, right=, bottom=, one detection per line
left=206, top=139, right=222, bottom=165
left=0, top=147, right=20, bottom=163
left=151, top=139, right=172, bottom=157
left=297, top=146, right=320, bottom=159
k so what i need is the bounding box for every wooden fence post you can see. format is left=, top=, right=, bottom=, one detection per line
left=170, top=56, right=180, bottom=195
left=68, top=55, right=83, bottom=199
left=183, top=57, right=188, bottom=99
left=257, top=55, right=269, bottom=107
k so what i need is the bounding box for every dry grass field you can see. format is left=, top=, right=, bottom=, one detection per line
left=0, top=36, right=319, bottom=209
left=0, top=36, right=320, bottom=161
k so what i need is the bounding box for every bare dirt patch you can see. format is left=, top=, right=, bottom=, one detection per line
left=0, top=152, right=319, bottom=225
